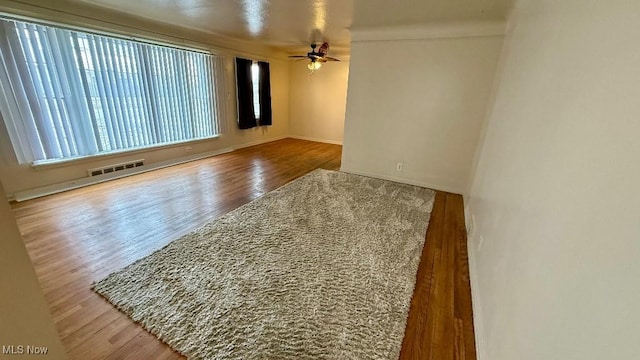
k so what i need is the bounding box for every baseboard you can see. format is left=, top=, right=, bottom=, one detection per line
left=340, top=167, right=463, bottom=194
left=232, top=136, right=288, bottom=150
left=10, top=136, right=308, bottom=201
left=467, top=224, right=488, bottom=360
left=287, top=135, right=343, bottom=145
left=12, top=147, right=234, bottom=202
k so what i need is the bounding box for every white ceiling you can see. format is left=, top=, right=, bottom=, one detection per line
left=352, top=0, right=513, bottom=28
left=63, top=0, right=513, bottom=55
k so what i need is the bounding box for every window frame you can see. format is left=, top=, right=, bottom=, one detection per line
left=0, top=13, right=224, bottom=166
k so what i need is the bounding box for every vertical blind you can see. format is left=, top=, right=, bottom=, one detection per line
left=0, top=17, right=221, bottom=164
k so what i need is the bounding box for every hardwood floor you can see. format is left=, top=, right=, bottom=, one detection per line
left=11, top=138, right=475, bottom=360
left=399, top=192, right=476, bottom=360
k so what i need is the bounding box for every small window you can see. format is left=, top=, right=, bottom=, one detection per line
left=235, top=57, right=272, bottom=129
left=251, top=62, right=260, bottom=120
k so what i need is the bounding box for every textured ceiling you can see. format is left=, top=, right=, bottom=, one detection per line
left=352, top=0, right=513, bottom=28
left=25, top=0, right=514, bottom=55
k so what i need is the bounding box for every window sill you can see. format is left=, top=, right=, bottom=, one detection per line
left=31, top=135, right=221, bottom=170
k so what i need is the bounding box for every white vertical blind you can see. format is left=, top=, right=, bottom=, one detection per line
left=0, top=17, right=221, bottom=164
left=212, top=55, right=229, bottom=135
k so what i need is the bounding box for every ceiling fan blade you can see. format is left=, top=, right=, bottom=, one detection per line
left=318, top=42, right=329, bottom=56
left=288, top=55, right=309, bottom=58
left=316, top=56, right=340, bottom=63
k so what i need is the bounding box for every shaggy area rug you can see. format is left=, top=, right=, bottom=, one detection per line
left=93, top=169, right=435, bottom=359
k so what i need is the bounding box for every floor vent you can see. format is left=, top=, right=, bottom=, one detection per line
left=88, top=159, right=145, bottom=177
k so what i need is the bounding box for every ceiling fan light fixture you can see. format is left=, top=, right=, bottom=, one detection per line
left=308, top=61, right=322, bottom=71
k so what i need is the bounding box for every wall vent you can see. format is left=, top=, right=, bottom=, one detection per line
left=88, top=159, right=145, bottom=177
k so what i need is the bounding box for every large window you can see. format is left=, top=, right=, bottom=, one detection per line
left=0, top=18, right=221, bottom=164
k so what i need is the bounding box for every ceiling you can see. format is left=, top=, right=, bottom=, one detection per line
left=59, top=0, right=514, bottom=55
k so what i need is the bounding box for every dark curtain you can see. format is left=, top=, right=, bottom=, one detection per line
left=235, top=57, right=257, bottom=129
left=257, top=61, right=272, bottom=126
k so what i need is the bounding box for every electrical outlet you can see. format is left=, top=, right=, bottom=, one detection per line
left=468, top=214, right=476, bottom=236
left=478, top=235, right=485, bottom=252
left=396, top=162, right=403, bottom=171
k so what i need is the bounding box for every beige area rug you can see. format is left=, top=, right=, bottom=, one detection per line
left=93, top=169, right=435, bottom=359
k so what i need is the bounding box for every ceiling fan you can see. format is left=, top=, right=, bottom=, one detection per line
left=289, top=43, right=340, bottom=70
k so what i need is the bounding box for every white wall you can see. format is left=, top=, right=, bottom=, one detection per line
left=341, top=32, right=503, bottom=194
left=0, top=1, right=290, bottom=198
left=0, top=181, right=68, bottom=359
left=467, top=1, right=640, bottom=359
left=289, top=60, right=349, bottom=144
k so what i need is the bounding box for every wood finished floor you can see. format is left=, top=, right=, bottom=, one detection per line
left=11, top=138, right=475, bottom=360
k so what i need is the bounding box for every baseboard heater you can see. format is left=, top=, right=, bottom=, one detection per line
left=11, top=147, right=235, bottom=202
left=88, top=159, right=145, bottom=177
